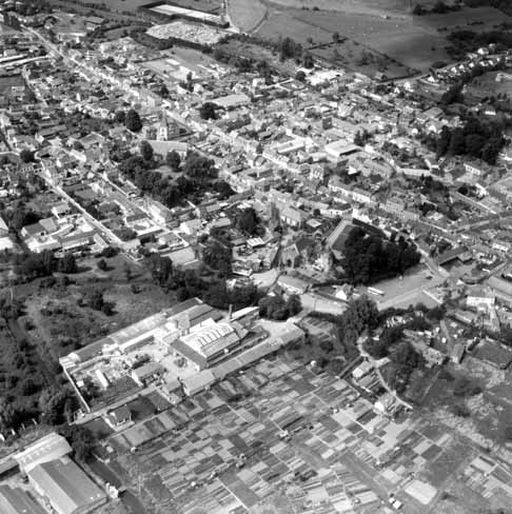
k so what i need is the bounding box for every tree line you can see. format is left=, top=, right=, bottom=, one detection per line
left=117, top=150, right=233, bottom=209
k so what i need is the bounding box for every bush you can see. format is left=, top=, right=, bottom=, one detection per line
left=451, top=402, right=470, bottom=417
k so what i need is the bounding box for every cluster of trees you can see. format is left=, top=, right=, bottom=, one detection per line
left=123, top=109, right=142, bottom=132
left=0, top=374, right=95, bottom=460
left=446, top=29, right=512, bottom=59
left=279, top=36, right=303, bottom=61
left=412, top=1, right=458, bottom=15
left=12, top=251, right=78, bottom=281
left=465, top=0, right=512, bottom=16
left=1, top=201, right=41, bottom=233
left=386, top=341, right=423, bottom=393
left=434, top=117, right=506, bottom=165
left=364, top=325, right=404, bottom=359
left=440, top=82, right=464, bottom=105
left=145, top=253, right=259, bottom=310
left=117, top=151, right=232, bottom=209
left=0, top=330, right=50, bottom=434
left=235, top=207, right=261, bottom=236
left=82, top=288, right=114, bottom=316
left=203, top=239, right=232, bottom=277
left=342, top=227, right=421, bottom=285
left=213, top=46, right=274, bottom=82
left=302, top=296, right=379, bottom=372
left=258, top=294, right=301, bottom=320
left=199, top=102, right=218, bottom=121
left=214, top=34, right=312, bottom=70
left=58, top=424, right=95, bottom=462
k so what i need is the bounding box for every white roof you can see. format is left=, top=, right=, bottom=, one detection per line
left=181, top=321, right=239, bottom=358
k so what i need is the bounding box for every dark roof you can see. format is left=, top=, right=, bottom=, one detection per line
left=171, top=339, right=206, bottom=369
left=72, top=337, right=112, bottom=361
left=166, top=297, right=203, bottom=316
left=437, top=246, right=468, bottom=265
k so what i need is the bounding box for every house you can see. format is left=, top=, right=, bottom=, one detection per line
left=281, top=236, right=315, bottom=268
left=105, top=405, right=132, bottom=428
left=131, top=362, right=165, bottom=386
left=451, top=342, right=465, bottom=364
left=21, top=222, right=47, bottom=239
left=280, top=206, right=307, bottom=229
left=467, top=287, right=495, bottom=310
left=51, top=202, right=71, bottom=218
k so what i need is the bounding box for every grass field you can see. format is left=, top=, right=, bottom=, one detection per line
left=252, top=2, right=512, bottom=73
left=227, top=0, right=268, bottom=33
left=20, top=254, right=173, bottom=362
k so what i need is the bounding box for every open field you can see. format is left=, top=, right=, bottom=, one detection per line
left=19, top=254, right=173, bottom=362
left=252, top=3, right=512, bottom=73
left=466, top=71, right=512, bottom=101
left=227, top=0, right=268, bottom=33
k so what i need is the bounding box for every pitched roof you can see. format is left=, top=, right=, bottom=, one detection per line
left=28, top=457, right=106, bottom=514
left=15, top=433, right=71, bottom=474
left=0, top=485, right=46, bottom=514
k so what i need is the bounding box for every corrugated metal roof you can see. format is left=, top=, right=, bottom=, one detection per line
left=28, top=457, right=106, bottom=514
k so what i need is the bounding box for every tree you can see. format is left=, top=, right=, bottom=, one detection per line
left=146, top=254, right=174, bottom=288
left=86, top=289, right=105, bottom=311
left=203, top=240, right=232, bottom=277
left=448, top=128, right=466, bottom=155
left=123, top=263, right=132, bottom=281
left=302, top=52, right=314, bottom=69
left=39, top=389, right=70, bottom=426
left=0, top=398, right=16, bottom=432
left=159, top=83, right=169, bottom=98
left=279, top=37, right=302, bottom=60
left=295, top=70, right=306, bottom=82
left=57, top=253, right=77, bottom=274
left=140, top=140, right=154, bottom=162
left=97, top=258, right=108, bottom=271
left=287, top=294, right=302, bottom=316
left=125, top=109, right=142, bottom=132
left=237, top=207, right=259, bottom=236
left=199, top=102, right=218, bottom=121
left=166, top=150, right=181, bottom=171
left=58, top=424, right=94, bottom=462
left=20, top=149, right=35, bottom=163
left=183, top=152, right=216, bottom=182
left=114, top=110, right=126, bottom=124
left=432, top=0, right=448, bottom=14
